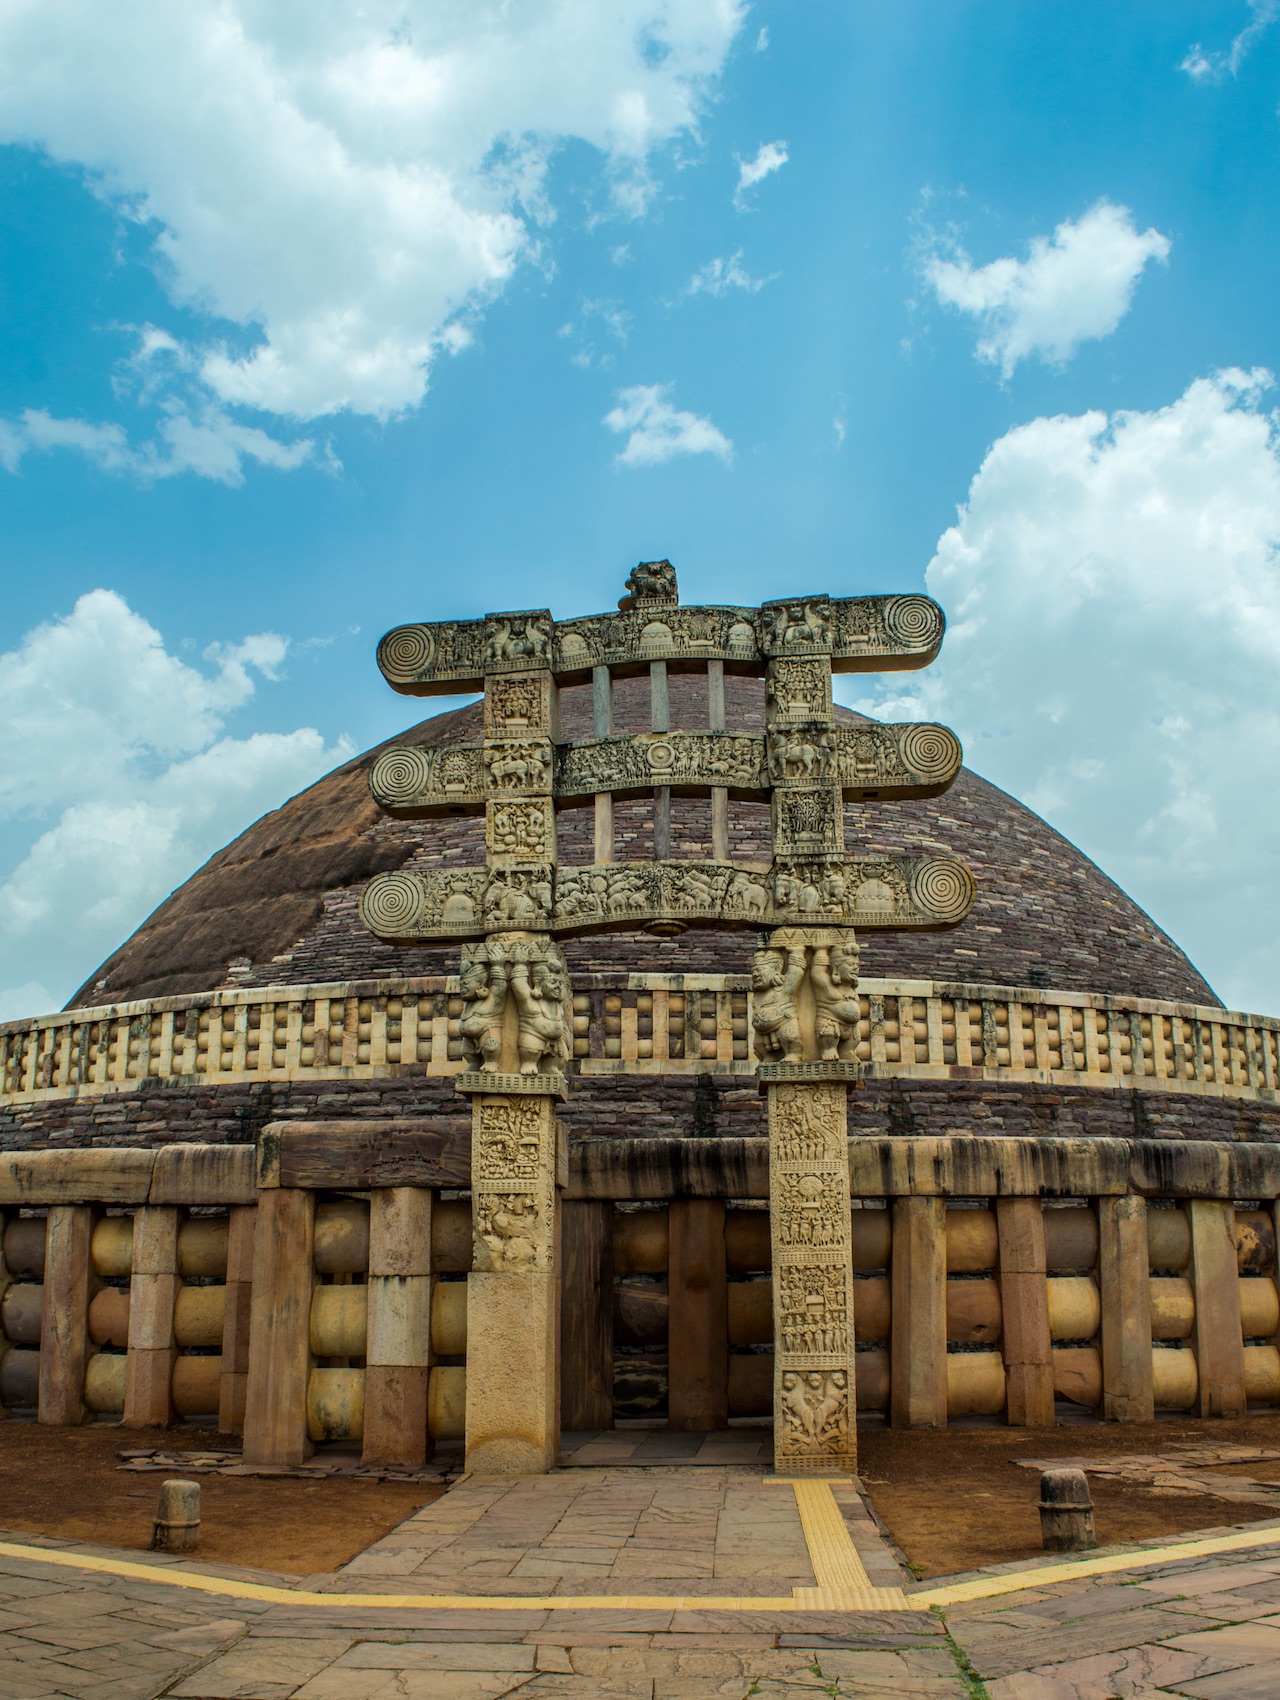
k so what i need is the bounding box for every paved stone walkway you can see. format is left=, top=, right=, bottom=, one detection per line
left=5, top=1469, right=1280, bottom=1696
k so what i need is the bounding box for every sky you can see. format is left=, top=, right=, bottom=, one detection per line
left=3, top=0, right=1280, bottom=1019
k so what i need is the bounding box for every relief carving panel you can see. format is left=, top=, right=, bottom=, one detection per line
left=768, top=1077, right=857, bottom=1469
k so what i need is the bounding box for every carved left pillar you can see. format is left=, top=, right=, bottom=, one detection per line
left=464, top=1086, right=562, bottom=1474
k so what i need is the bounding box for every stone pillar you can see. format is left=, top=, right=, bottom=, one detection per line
left=1189, top=1198, right=1246, bottom=1418
left=241, top=1187, right=316, bottom=1466
left=890, top=1196, right=947, bottom=1428
left=997, top=1197, right=1055, bottom=1428
left=363, top=1187, right=433, bottom=1468
left=38, top=1205, right=93, bottom=1426
left=1098, top=1195, right=1154, bottom=1422
left=464, top=1087, right=561, bottom=1474
left=218, top=1204, right=256, bottom=1434
left=767, top=1077, right=857, bottom=1472
left=560, top=1199, right=614, bottom=1433
left=668, top=1199, right=728, bottom=1431
left=125, top=1206, right=180, bottom=1427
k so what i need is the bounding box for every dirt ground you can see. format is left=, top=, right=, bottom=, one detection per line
left=0, top=1421, right=445, bottom=1574
left=859, top=1412, right=1280, bottom=1578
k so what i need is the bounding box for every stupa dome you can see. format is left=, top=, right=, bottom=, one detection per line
left=71, top=673, right=1216, bottom=1012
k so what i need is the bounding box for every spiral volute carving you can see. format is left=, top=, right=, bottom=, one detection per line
left=897, top=723, right=962, bottom=783
left=883, top=595, right=943, bottom=651
left=370, top=747, right=432, bottom=807
left=360, top=872, right=425, bottom=936
left=377, top=624, right=435, bottom=681
left=909, top=858, right=975, bottom=925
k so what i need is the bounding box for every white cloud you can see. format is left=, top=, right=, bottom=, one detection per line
left=923, top=200, right=1170, bottom=379
left=849, top=368, right=1280, bottom=1015
left=754, top=27, right=769, bottom=52
left=603, top=383, right=732, bottom=466
left=0, top=2, right=745, bottom=431
left=1183, top=0, right=1278, bottom=79
left=687, top=250, right=772, bottom=296
left=1, top=403, right=316, bottom=486
left=0, top=591, right=352, bottom=1013
left=734, top=139, right=788, bottom=207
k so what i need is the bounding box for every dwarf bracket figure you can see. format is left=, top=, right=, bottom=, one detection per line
left=751, top=943, right=805, bottom=1064
left=510, top=951, right=570, bottom=1074
left=459, top=947, right=509, bottom=1072
left=810, top=934, right=861, bottom=1062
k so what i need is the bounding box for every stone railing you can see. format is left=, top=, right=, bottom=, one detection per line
left=1, top=975, right=1277, bottom=1106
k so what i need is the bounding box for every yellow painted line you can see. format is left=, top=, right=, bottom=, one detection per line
left=913, top=1518, right=1280, bottom=1608
left=9, top=1514, right=1274, bottom=1617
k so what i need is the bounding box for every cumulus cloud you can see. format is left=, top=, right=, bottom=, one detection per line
left=923, top=200, right=1170, bottom=379
left=686, top=250, right=772, bottom=296
left=734, top=139, right=788, bottom=207
left=849, top=368, right=1280, bottom=1014
left=1183, top=0, right=1278, bottom=79
left=0, top=591, right=352, bottom=1015
left=603, top=384, right=732, bottom=466
left=0, top=1, right=744, bottom=440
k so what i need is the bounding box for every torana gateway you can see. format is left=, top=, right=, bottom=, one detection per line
left=1, top=561, right=1279, bottom=1475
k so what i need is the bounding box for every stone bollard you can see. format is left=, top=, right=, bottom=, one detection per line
left=1039, top=1466, right=1095, bottom=1551
left=151, top=1479, right=201, bottom=1554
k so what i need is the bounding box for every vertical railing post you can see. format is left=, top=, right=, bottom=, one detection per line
left=363, top=1187, right=433, bottom=1468
left=1098, top=1195, right=1154, bottom=1422
left=1189, top=1198, right=1245, bottom=1417
left=124, top=1206, right=179, bottom=1427
left=561, top=1199, right=614, bottom=1433
left=890, top=1196, right=947, bottom=1428
left=39, top=1205, right=93, bottom=1425
left=242, top=1186, right=316, bottom=1465
left=997, top=1197, right=1054, bottom=1427
left=668, top=1199, right=728, bottom=1431
left=218, top=1203, right=257, bottom=1433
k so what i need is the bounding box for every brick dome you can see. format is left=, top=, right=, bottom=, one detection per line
left=70, top=674, right=1219, bottom=1011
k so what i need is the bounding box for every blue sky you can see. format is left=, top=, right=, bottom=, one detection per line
left=4, top=1, right=1280, bottom=1018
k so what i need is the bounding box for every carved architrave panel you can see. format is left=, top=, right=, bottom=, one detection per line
left=552, top=859, right=771, bottom=932
left=829, top=594, right=945, bottom=671
left=770, top=856, right=975, bottom=931
left=362, top=854, right=974, bottom=942
left=834, top=722, right=962, bottom=798
left=768, top=1080, right=857, bottom=1471
left=360, top=866, right=555, bottom=940
left=485, top=671, right=557, bottom=736
left=487, top=800, right=556, bottom=866
left=368, top=744, right=484, bottom=814
left=766, top=658, right=833, bottom=726
left=555, top=731, right=765, bottom=800
left=369, top=721, right=965, bottom=818
left=471, top=1094, right=557, bottom=1273
left=483, top=737, right=554, bottom=795
left=552, top=604, right=761, bottom=679
left=377, top=594, right=947, bottom=694
left=482, top=611, right=554, bottom=673
left=771, top=787, right=844, bottom=857
left=377, top=619, right=487, bottom=692
left=759, top=597, right=833, bottom=656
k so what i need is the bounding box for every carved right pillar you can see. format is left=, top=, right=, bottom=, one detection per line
left=767, top=1076, right=857, bottom=1472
